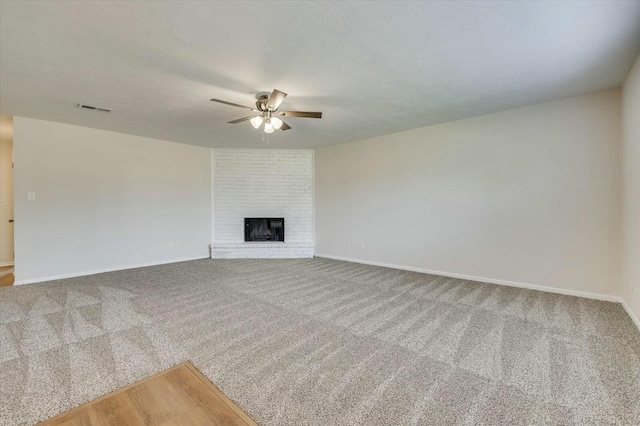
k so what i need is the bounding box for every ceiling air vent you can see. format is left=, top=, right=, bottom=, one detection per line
left=77, top=103, right=112, bottom=113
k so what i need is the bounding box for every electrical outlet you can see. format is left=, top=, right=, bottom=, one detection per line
left=360, top=242, right=365, bottom=250
left=168, top=242, right=174, bottom=250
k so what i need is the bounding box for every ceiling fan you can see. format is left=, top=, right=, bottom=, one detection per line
left=210, top=89, right=322, bottom=133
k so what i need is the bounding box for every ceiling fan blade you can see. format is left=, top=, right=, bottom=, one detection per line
left=210, top=98, right=255, bottom=110
left=280, top=120, right=292, bottom=131
left=266, top=89, right=287, bottom=111
left=279, top=111, right=322, bottom=119
left=227, top=115, right=256, bottom=124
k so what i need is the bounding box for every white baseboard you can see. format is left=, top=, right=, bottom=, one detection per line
left=314, top=253, right=622, bottom=303
left=0, top=261, right=14, bottom=267
left=13, top=256, right=210, bottom=285
left=621, top=299, right=640, bottom=331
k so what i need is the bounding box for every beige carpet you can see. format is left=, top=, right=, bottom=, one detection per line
left=1, top=258, right=639, bottom=425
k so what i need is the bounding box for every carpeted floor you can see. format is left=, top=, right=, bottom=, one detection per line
left=1, top=258, right=639, bottom=425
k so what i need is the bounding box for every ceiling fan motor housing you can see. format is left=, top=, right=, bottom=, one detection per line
left=256, top=95, right=270, bottom=112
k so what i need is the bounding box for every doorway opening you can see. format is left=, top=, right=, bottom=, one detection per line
left=0, top=116, right=14, bottom=286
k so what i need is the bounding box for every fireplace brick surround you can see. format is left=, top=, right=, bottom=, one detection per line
left=211, top=242, right=314, bottom=259
left=210, top=149, right=314, bottom=259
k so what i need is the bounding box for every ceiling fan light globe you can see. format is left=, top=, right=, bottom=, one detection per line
left=270, top=116, right=283, bottom=130
left=250, top=116, right=263, bottom=129
left=264, top=120, right=275, bottom=133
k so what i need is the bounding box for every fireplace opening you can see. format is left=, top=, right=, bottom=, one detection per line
left=244, top=218, right=285, bottom=242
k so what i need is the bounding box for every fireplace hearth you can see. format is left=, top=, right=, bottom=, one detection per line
left=244, top=218, right=285, bottom=242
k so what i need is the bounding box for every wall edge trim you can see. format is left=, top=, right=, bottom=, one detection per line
left=14, top=255, right=209, bottom=285
left=621, top=298, right=640, bottom=331
left=314, top=253, right=622, bottom=303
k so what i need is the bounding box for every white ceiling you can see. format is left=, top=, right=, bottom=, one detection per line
left=1, top=1, right=640, bottom=149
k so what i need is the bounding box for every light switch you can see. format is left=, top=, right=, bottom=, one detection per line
left=27, top=192, right=36, bottom=201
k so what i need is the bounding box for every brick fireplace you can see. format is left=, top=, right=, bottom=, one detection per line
left=210, top=149, right=314, bottom=259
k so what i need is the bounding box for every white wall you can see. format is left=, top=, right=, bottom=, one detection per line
left=211, top=149, right=314, bottom=258
left=315, top=90, right=622, bottom=298
left=13, top=117, right=212, bottom=283
left=621, top=55, right=640, bottom=325
left=0, top=116, right=14, bottom=266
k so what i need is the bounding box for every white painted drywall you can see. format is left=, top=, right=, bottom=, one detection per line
left=315, top=90, right=622, bottom=297
left=0, top=116, right=14, bottom=266
left=621, top=55, right=640, bottom=324
left=13, top=117, right=212, bottom=283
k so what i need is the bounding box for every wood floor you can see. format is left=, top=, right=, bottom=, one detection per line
left=0, top=265, right=14, bottom=287
left=37, top=362, right=258, bottom=426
